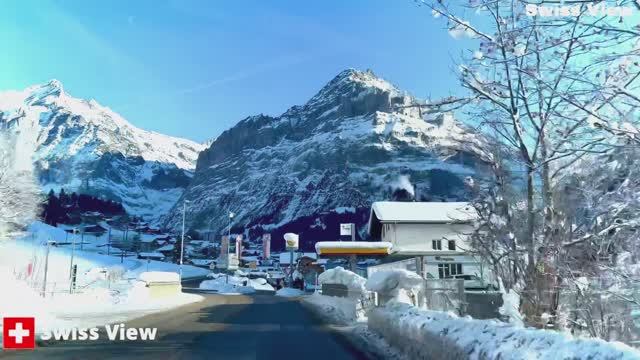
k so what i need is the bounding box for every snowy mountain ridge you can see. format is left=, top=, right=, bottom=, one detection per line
left=0, top=80, right=205, bottom=221
left=164, top=68, right=491, bottom=249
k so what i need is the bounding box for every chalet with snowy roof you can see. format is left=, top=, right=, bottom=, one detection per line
left=367, top=201, right=486, bottom=280
left=156, top=244, right=175, bottom=257
left=190, top=259, right=214, bottom=268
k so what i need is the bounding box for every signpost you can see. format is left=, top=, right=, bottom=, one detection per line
left=227, top=254, right=239, bottom=271
left=235, top=235, right=243, bottom=258
left=221, top=236, right=229, bottom=259
left=340, top=223, right=357, bottom=270
left=70, top=264, right=77, bottom=294
left=262, top=234, right=271, bottom=260
left=340, top=223, right=355, bottom=241
left=284, top=233, right=299, bottom=285
left=284, top=233, right=299, bottom=251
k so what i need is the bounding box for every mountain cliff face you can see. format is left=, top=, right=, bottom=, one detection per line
left=0, top=80, right=204, bottom=221
left=164, top=69, right=491, bottom=250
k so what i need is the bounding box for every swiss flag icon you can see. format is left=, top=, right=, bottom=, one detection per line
left=3, top=317, right=35, bottom=350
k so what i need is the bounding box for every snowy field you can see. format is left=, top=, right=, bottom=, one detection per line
left=0, top=222, right=209, bottom=344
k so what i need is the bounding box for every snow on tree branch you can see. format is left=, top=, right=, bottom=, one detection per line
left=0, top=134, right=41, bottom=236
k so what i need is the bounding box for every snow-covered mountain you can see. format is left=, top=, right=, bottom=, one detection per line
left=163, top=69, right=492, bottom=249
left=0, top=80, right=205, bottom=221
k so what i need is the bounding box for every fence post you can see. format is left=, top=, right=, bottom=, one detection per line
left=457, top=279, right=467, bottom=316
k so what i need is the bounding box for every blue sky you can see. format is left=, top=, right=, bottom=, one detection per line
left=0, top=0, right=474, bottom=142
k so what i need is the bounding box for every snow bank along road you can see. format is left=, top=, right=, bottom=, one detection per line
left=0, top=293, right=368, bottom=360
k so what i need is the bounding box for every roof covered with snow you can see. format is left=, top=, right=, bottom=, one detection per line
left=190, top=259, right=213, bottom=266
left=156, top=244, right=175, bottom=252
left=370, top=202, right=476, bottom=223
left=138, top=252, right=165, bottom=259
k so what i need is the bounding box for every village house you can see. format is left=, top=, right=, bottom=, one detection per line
left=367, top=201, right=488, bottom=280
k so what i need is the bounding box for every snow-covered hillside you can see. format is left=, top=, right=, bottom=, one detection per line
left=0, top=80, right=205, bottom=221
left=164, top=69, right=491, bottom=248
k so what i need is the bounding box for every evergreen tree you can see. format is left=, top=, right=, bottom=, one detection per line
left=70, top=192, right=79, bottom=208
left=59, top=188, right=69, bottom=207
left=43, top=189, right=61, bottom=226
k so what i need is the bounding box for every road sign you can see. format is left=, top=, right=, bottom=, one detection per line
left=340, top=223, right=353, bottom=236
left=227, top=254, right=239, bottom=271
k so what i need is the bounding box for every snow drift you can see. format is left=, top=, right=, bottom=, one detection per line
left=199, top=273, right=274, bottom=294
left=303, top=292, right=366, bottom=325
left=368, top=301, right=640, bottom=360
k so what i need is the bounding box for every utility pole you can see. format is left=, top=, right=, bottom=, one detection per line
left=69, top=264, right=77, bottom=294
left=42, top=241, right=51, bottom=297
left=180, top=200, right=189, bottom=281
left=69, top=228, right=77, bottom=279
left=283, top=233, right=299, bottom=287
left=290, top=249, right=295, bottom=286
left=350, top=224, right=356, bottom=272
left=124, top=223, right=128, bottom=258
left=107, top=226, right=111, bottom=256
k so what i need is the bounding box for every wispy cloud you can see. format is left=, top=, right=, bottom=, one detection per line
left=175, top=54, right=308, bottom=95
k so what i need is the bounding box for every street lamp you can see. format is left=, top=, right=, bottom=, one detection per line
left=180, top=200, right=191, bottom=281
left=226, top=211, right=234, bottom=284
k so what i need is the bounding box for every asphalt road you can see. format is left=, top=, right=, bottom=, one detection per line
left=1, top=293, right=369, bottom=360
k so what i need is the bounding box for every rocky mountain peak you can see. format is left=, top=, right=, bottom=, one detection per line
left=307, top=68, right=400, bottom=106
left=0, top=80, right=204, bottom=222
left=45, top=79, right=64, bottom=92
left=166, top=69, right=490, bottom=248
left=25, top=79, right=65, bottom=106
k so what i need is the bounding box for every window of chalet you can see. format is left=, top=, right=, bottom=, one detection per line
left=448, top=240, right=456, bottom=250
left=432, top=239, right=442, bottom=250
left=438, top=263, right=463, bottom=278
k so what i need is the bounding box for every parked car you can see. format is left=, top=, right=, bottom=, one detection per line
left=447, top=274, right=498, bottom=290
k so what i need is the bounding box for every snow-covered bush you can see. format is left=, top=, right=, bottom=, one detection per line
left=305, top=267, right=371, bottom=324
left=318, top=266, right=366, bottom=295
left=499, top=288, right=524, bottom=327
left=107, top=266, right=126, bottom=283
left=366, top=269, right=423, bottom=305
